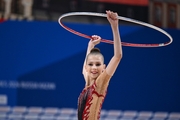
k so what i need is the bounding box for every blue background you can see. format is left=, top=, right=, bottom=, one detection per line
left=0, top=20, right=180, bottom=112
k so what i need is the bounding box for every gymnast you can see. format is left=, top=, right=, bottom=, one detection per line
left=77, top=10, right=123, bottom=120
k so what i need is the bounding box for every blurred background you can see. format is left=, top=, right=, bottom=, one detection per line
left=0, top=0, right=180, bottom=120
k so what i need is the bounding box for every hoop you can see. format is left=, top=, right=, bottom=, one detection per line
left=58, top=12, right=173, bottom=47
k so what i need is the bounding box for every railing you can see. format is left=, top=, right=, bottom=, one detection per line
left=0, top=106, right=180, bottom=120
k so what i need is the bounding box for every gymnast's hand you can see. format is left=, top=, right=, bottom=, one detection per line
left=89, top=35, right=101, bottom=46
left=106, top=10, right=119, bottom=28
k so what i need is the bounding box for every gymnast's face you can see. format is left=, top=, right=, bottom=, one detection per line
left=85, top=54, right=105, bottom=80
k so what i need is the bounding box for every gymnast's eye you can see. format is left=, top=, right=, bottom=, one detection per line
left=96, top=63, right=101, bottom=66
left=88, top=63, right=93, bottom=66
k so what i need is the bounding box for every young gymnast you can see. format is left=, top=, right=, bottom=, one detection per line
left=78, top=10, right=123, bottom=120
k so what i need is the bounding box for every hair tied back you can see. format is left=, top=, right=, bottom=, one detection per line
left=90, top=48, right=101, bottom=53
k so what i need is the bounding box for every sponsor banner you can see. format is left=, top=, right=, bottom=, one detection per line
left=0, top=80, right=56, bottom=90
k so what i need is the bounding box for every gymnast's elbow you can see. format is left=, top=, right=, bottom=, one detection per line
left=114, top=54, right=122, bottom=62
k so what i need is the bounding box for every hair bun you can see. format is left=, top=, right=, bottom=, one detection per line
left=90, top=48, right=101, bottom=53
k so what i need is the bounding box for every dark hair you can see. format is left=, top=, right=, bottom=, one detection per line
left=86, top=48, right=104, bottom=62
left=90, top=48, right=101, bottom=53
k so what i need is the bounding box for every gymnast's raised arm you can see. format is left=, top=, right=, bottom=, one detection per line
left=104, top=10, right=123, bottom=76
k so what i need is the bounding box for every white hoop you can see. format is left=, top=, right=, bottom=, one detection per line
left=58, top=12, right=173, bottom=47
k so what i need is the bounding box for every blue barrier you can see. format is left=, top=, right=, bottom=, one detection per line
left=0, top=21, right=180, bottom=112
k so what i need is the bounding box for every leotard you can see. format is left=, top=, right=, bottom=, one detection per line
left=78, top=70, right=111, bottom=120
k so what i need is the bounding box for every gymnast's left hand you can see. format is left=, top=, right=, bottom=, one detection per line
left=106, top=10, right=119, bottom=28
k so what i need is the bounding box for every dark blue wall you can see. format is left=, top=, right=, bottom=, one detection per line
left=0, top=20, right=180, bottom=112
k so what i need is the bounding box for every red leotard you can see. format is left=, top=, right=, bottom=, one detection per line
left=77, top=70, right=111, bottom=120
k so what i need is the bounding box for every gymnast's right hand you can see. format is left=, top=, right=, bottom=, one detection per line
left=89, top=35, right=101, bottom=46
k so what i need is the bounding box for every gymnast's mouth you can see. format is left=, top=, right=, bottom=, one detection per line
left=91, top=71, right=98, bottom=74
